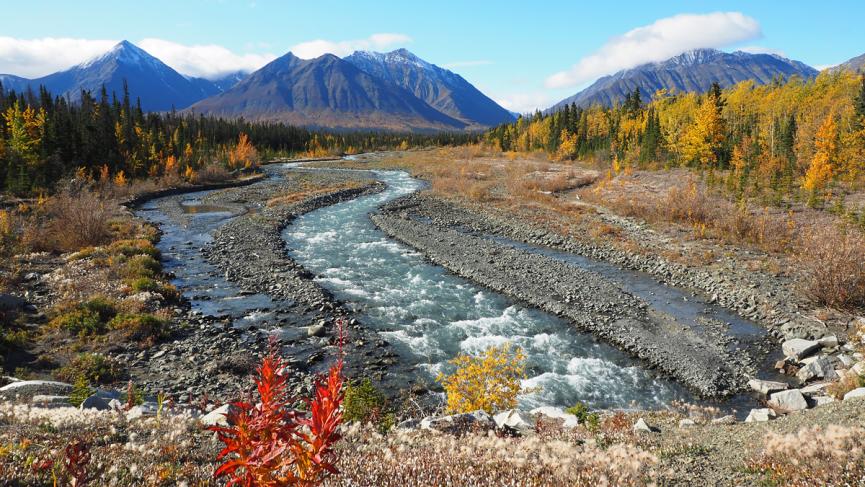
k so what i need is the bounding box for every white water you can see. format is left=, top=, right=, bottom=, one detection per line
left=283, top=170, right=691, bottom=409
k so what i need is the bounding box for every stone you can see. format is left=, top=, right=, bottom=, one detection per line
left=395, top=418, right=420, bottom=430
left=810, top=396, right=835, bottom=407
left=80, top=394, right=112, bottom=411
left=633, top=418, right=657, bottom=433
left=782, top=338, right=820, bottom=360
left=126, top=402, right=159, bottom=420
left=851, top=362, right=865, bottom=377
left=0, top=293, right=25, bottom=311
left=0, top=380, right=73, bottom=401
left=678, top=418, right=696, bottom=428
left=768, top=389, right=808, bottom=412
left=797, top=357, right=837, bottom=383
left=307, top=323, right=326, bottom=337
left=747, top=378, right=788, bottom=396
left=493, top=409, right=535, bottom=433
left=530, top=406, right=580, bottom=428
left=844, top=388, right=865, bottom=401
left=745, top=408, right=777, bottom=422
left=838, top=354, right=856, bottom=368
left=31, top=395, right=71, bottom=407
left=201, top=404, right=233, bottom=427
left=818, top=335, right=839, bottom=348
left=799, top=382, right=830, bottom=396
left=711, top=415, right=736, bottom=425
left=421, top=410, right=495, bottom=434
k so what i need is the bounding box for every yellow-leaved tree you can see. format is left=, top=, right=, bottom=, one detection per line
left=802, top=114, right=837, bottom=203
left=681, top=93, right=725, bottom=168
left=436, top=342, right=530, bottom=414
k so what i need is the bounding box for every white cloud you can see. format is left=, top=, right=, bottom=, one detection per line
left=290, top=33, right=412, bottom=59
left=545, top=12, right=762, bottom=89
left=813, top=63, right=839, bottom=71
left=738, top=45, right=786, bottom=57
left=0, top=37, right=117, bottom=77
left=493, top=91, right=559, bottom=114
left=443, top=60, right=493, bottom=69
left=138, top=38, right=275, bottom=79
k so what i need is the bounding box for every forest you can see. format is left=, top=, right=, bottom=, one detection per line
left=486, top=70, right=865, bottom=212
left=0, top=82, right=476, bottom=195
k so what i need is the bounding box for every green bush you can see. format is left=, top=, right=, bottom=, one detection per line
left=69, top=375, right=93, bottom=407
left=344, top=378, right=387, bottom=425
left=566, top=401, right=600, bottom=430
left=109, top=313, right=168, bottom=344
left=122, top=254, right=161, bottom=279
left=56, top=352, right=123, bottom=384
left=50, top=296, right=117, bottom=335
left=109, top=239, right=160, bottom=259
left=127, top=277, right=161, bottom=293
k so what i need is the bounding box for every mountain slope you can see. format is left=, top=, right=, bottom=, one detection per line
left=344, top=49, right=514, bottom=127
left=0, top=74, right=30, bottom=93
left=833, top=52, right=865, bottom=73
left=549, top=48, right=818, bottom=111
left=188, top=52, right=466, bottom=131
left=31, top=41, right=218, bottom=111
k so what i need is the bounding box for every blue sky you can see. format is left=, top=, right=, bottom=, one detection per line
left=1, top=0, right=863, bottom=112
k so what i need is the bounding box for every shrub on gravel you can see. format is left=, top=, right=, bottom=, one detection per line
left=798, top=224, right=865, bottom=309
left=109, top=238, right=160, bottom=259
left=56, top=352, right=123, bottom=384
left=121, top=254, right=162, bottom=280
left=343, top=378, right=388, bottom=427
left=50, top=296, right=118, bottom=335
left=108, top=313, right=168, bottom=345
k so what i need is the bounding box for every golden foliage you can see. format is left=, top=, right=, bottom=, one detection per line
left=802, top=113, right=837, bottom=194
left=436, top=343, right=529, bottom=414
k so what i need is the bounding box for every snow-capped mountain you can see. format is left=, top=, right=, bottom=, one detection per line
left=187, top=52, right=467, bottom=131
left=548, top=48, right=818, bottom=111
left=344, top=48, right=514, bottom=127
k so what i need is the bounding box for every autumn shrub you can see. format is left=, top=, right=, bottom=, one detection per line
left=747, top=425, right=865, bottom=486
left=109, top=238, right=160, bottom=259
left=797, top=224, right=865, bottom=309
left=50, top=296, right=118, bottom=335
left=121, top=254, right=161, bottom=280
left=56, top=352, right=123, bottom=385
left=437, top=343, right=529, bottom=414
left=31, top=185, right=112, bottom=252
left=108, top=313, right=168, bottom=345
left=191, top=164, right=232, bottom=184
left=565, top=402, right=600, bottom=429
left=210, top=344, right=345, bottom=485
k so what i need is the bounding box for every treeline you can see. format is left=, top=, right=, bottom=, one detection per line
left=0, top=82, right=476, bottom=195
left=486, top=71, right=865, bottom=206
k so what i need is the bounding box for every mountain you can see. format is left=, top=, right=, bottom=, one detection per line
left=833, top=52, right=865, bottom=73
left=187, top=52, right=467, bottom=131
left=0, top=74, right=30, bottom=93
left=344, top=49, right=514, bottom=127
left=549, top=48, right=818, bottom=111
left=16, top=41, right=218, bottom=111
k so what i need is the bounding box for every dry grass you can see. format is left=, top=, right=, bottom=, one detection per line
left=21, top=186, right=113, bottom=253
left=265, top=181, right=364, bottom=207
left=797, top=225, right=865, bottom=309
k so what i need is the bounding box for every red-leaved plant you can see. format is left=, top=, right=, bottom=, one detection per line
left=210, top=322, right=345, bottom=486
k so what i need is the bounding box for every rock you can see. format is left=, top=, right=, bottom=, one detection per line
left=530, top=406, right=580, bottom=428
left=395, top=418, right=421, bottom=430
left=745, top=408, right=777, bottom=422
left=0, top=293, right=25, bottom=311
left=817, top=335, right=839, bottom=348
left=747, top=378, right=788, bottom=396
left=678, top=418, right=696, bottom=428
left=768, top=389, right=808, bottom=412
left=201, top=404, right=233, bottom=427
left=838, top=354, right=856, bottom=368
left=809, top=396, right=835, bottom=407
left=782, top=338, right=820, bottom=360
left=493, top=409, right=535, bottom=434
left=307, top=323, right=326, bottom=337
left=711, top=415, right=736, bottom=425
left=851, top=362, right=865, bottom=377
left=31, top=395, right=71, bottom=408
left=126, top=402, right=159, bottom=420
left=0, top=380, right=73, bottom=401
left=421, top=410, right=495, bottom=434
left=843, top=388, right=865, bottom=401
left=800, top=382, right=830, bottom=396
left=797, top=357, right=837, bottom=383
left=80, top=394, right=112, bottom=411
left=633, top=418, right=657, bottom=433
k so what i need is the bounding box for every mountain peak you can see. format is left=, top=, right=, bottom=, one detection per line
left=80, top=40, right=159, bottom=70
left=655, top=48, right=723, bottom=68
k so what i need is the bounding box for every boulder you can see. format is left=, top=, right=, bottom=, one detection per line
left=126, top=402, right=159, bottom=420
left=711, top=415, right=736, bottom=425
left=818, top=335, right=839, bottom=348
left=809, top=396, right=835, bottom=407
left=530, top=406, right=580, bottom=428
left=31, top=395, right=71, bottom=408
left=493, top=409, right=535, bottom=434
left=768, top=389, right=808, bottom=412
left=796, top=357, right=837, bottom=383
left=80, top=394, right=112, bottom=411
left=0, top=293, right=25, bottom=311
left=307, top=323, right=326, bottom=337
left=844, top=388, right=865, bottom=401
left=799, top=382, right=830, bottom=396
left=678, top=418, right=696, bottom=428
left=838, top=354, right=856, bottom=368
left=0, top=380, right=73, bottom=401
left=633, top=418, right=657, bottom=433
left=395, top=418, right=421, bottom=430
left=201, top=404, right=234, bottom=427
left=851, top=362, right=865, bottom=377
left=745, top=408, right=777, bottom=422
left=421, top=410, right=495, bottom=434
left=747, top=379, right=788, bottom=396
left=782, top=338, right=820, bottom=361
